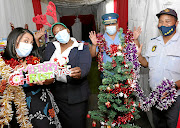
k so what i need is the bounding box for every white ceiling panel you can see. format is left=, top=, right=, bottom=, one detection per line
left=50, top=0, right=104, bottom=7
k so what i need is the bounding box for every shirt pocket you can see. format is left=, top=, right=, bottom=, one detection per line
left=148, top=52, right=158, bottom=69
left=165, top=51, right=180, bottom=73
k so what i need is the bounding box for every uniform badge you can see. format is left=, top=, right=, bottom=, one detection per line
left=164, top=9, right=170, bottom=12
left=152, top=45, right=157, bottom=52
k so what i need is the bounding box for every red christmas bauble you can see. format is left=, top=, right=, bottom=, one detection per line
left=87, top=114, right=91, bottom=118
left=92, top=121, right=96, bottom=127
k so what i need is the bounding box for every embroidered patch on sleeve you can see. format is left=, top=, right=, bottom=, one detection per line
left=152, top=45, right=157, bottom=52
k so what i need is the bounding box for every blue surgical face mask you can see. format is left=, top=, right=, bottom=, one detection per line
left=55, top=29, right=70, bottom=44
left=106, top=25, right=117, bottom=35
left=16, top=42, right=33, bottom=57
left=158, top=24, right=176, bottom=36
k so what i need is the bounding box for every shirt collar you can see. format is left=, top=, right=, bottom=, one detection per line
left=71, top=37, right=84, bottom=50
left=104, top=32, right=119, bottom=41
left=170, top=32, right=180, bottom=41
left=156, top=36, right=163, bottom=41
left=71, top=37, right=79, bottom=47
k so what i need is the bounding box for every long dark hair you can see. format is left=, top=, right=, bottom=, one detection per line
left=3, top=27, right=42, bottom=61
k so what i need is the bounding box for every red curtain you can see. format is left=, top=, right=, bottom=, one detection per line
left=114, top=0, right=128, bottom=33
left=78, top=14, right=96, bottom=31
left=32, top=0, right=43, bottom=30
left=60, top=14, right=96, bottom=31
left=60, top=15, right=96, bottom=41
left=60, top=16, right=77, bottom=27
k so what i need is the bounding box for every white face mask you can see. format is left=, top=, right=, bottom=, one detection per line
left=16, top=42, right=33, bottom=57
left=55, top=29, right=70, bottom=44
left=106, top=25, right=117, bottom=35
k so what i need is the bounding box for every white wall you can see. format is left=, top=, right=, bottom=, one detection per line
left=128, top=0, right=180, bottom=55
left=56, top=5, right=98, bottom=16
left=0, top=0, right=37, bottom=38
left=0, top=0, right=60, bottom=38
left=97, top=0, right=114, bottom=33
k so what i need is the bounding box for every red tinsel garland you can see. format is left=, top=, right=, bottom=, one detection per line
left=96, top=34, right=119, bottom=72
left=3, top=55, right=40, bottom=69
left=0, top=80, right=7, bottom=94
left=116, top=111, right=135, bottom=125
left=110, top=86, right=133, bottom=96
left=1, top=55, right=40, bottom=88
left=103, top=109, right=136, bottom=126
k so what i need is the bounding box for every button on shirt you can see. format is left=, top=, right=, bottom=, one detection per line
left=97, top=32, right=124, bottom=63
left=145, top=32, right=180, bottom=95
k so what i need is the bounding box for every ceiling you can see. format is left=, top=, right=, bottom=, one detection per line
left=50, top=0, right=104, bottom=8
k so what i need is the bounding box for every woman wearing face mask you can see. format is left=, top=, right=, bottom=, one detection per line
left=43, top=22, right=92, bottom=128
left=1, top=27, right=61, bottom=128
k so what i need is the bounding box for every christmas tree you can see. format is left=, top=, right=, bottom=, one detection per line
left=88, top=28, right=140, bottom=128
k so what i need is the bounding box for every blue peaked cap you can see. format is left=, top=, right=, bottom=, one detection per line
left=102, top=13, right=119, bottom=25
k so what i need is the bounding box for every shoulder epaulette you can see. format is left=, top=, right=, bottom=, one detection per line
left=151, top=37, right=158, bottom=40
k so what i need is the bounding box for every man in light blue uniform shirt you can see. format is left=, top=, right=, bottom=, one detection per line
left=100, top=13, right=123, bottom=63
left=137, top=8, right=180, bottom=128
left=89, top=13, right=141, bottom=64
left=89, top=13, right=122, bottom=64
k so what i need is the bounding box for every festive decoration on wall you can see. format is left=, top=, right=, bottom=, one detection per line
left=124, top=29, right=177, bottom=111
left=10, top=22, right=15, bottom=30
left=88, top=28, right=140, bottom=128
left=0, top=38, right=7, bottom=53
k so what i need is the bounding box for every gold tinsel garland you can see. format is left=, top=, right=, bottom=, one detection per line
left=0, top=56, right=33, bottom=128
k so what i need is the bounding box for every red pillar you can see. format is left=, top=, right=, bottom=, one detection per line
left=114, top=0, right=128, bottom=33
left=32, top=0, right=43, bottom=30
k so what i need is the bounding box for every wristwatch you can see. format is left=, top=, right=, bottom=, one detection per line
left=175, top=83, right=178, bottom=90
